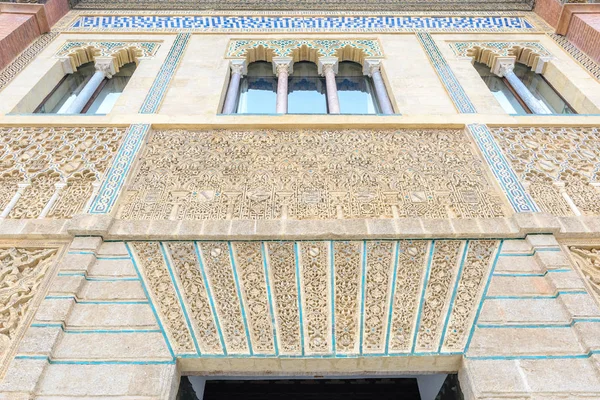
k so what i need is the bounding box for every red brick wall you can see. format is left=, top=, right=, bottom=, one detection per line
left=44, top=0, right=70, bottom=27
left=534, top=0, right=563, bottom=28
left=0, top=13, right=41, bottom=69
left=567, top=13, right=600, bottom=63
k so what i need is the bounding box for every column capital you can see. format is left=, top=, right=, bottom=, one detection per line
left=491, top=56, right=516, bottom=77
left=94, top=57, right=117, bottom=78
left=272, top=56, right=293, bottom=75
left=363, top=58, right=383, bottom=77
left=230, top=59, right=247, bottom=76
left=317, top=56, right=339, bottom=75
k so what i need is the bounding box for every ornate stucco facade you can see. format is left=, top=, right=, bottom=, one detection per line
left=2, top=0, right=600, bottom=399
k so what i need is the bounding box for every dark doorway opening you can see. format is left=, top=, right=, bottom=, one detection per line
left=178, top=375, right=462, bottom=400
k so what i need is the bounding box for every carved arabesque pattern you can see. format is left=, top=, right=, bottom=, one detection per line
left=568, top=246, right=600, bottom=303
left=442, top=240, right=498, bottom=352
left=299, top=241, right=331, bottom=354
left=129, top=242, right=196, bottom=354
left=118, top=129, right=506, bottom=221
left=362, top=241, right=395, bottom=353
left=388, top=240, right=429, bottom=352
left=231, top=242, right=275, bottom=354
left=333, top=241, right=362, bottom=354
left=415, top=240, right=462, bottom=352
left=166, top=242, right=222, bottom=354
left=0, top=127, right=126, bottom=219
left=492, top=127, right=600, bottom=216
left=266, top=242, right=301, bottom=355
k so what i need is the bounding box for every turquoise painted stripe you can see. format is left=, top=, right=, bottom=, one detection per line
left=96, top=256, right=131, bottom=260
left=228, top=242, right=253, bottom=355
left=64, top=329, right=163, bottom=334
left=13, top=356, right=175, bottom=365
left=330, top=241, right=336, bottom=354
left=411, top=240, right=435, bottom=354
left=194, top=242, right=228, bottom=355
left=464, top=240, right=503, bottom=353
left=44, top=296, right=148, bottom=305
left=499, top=248, right=561, bottom=257
left=293, top=242, right=305, bottom=356
left=125, top=243, right=176, bottom=360
left=493, top=269, right=571, bottom=277
left=67, top=251, right=95, bottom=255
left=465, top=353, right=595, bottom=361
left=359, top=241, right=368, bottom=355
left=438, top=240, right=469, bottom=353
left=486, top=291, right=588, bottom=300
left=260, top=242, right=279, bottom=356
left=159, top=243, right=201, bottom=356
left=56, top=273, right=139, bottom=281
left=384, top=241, right=400, bottom=355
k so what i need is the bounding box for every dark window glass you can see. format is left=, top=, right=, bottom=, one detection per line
left=474, top=62, right=527, bottom=114
left=237, top=61, right=277, bottom=114
left=288, top=61, right=327, bottom=114
left=336, top=61, right=379, bottom=114
left=513, top=63, right=575, bottom=114
left=84, top=62, right=136, bottom=114
left=35, top=62, right=96, bottom=114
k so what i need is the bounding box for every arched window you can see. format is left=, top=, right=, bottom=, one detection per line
left=336, top=61, right=379, bottom=114
left=474, top=62, right=574, bottom=115
left=237, top=61, right=277, bottom=114
left=288, top=61, right=327, bottom=114
left=35, top=61, right=137, bottom=115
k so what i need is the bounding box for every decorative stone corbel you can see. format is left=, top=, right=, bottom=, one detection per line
left=59, top=56, right=75, bottom=74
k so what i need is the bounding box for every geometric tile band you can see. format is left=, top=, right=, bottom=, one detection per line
left=416, top=32, right=477, bottom=114
left=125, top=239, right=500, bottom=358
left=88, top=124, right=150, bottom=214
left=68, top=15, right=535, bottom=33
left=227, top=39, right=383, bottom=58
left=468, top=123, right=540, bottom=213
left=139, top=33, right=190, bottom=114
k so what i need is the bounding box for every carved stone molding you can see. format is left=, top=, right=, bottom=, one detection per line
left=117, top=128, right=507, bottom=221
left=450, top=41, right=552, bottom=73
left=0, top=127, right=127, bottom=219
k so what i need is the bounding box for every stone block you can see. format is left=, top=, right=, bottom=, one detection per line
left=97, top=241, right=129, bottom=256
left=467, top=327, right=584, bottom=356
left=495, top=255, right=543, bottom=274
left=66, top=214, right=114, bottom=236
left=53, top=332, right=171, bottom=360
left=0, top=359, right=48, bottom=393
left=476, top=217, right=518, bottom=237
left=547, top=270, right=586, bottom=291
left=58, top=253, right=96, bottom=273
left=229, top=219, right=257, bottom=238
left=48, top=276, right=85, bottom=296
left=175, top=220, right=205, bottom=240
left=421, top=219, right=453, bottom=236
left=478, top=298, right=570, bottom=324
left=395, top=218, right=425, bottom=237
left=69, top=236, right=103, bottom=252
left=88, top=258, right=137, bottom=278
left=34, top=298, right=74, bottom=324
left=366, top=218, right=397, bottom=238
left=77, top=281, right=147, bottom=301
left=487, top=276, right=554, bottom=297
left=526, top=234, right=559, bottom=248
left=519, top=358, right=600, bottom=394
left=534, top=251, right=570, bottom=270
left=460, top=359, right=528, bottom=397
left=16, top=326, right=61, bottom=356
left=574, top=322, right=600, bottom=351
left=500, top=240, right=532, bottom=254
left=560, top=293, right=600, bottom=318
left=66, top=303, right=157, bottom=329
left=254, top=220, right=285, bottom=239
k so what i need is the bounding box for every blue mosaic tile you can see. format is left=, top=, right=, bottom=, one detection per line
left=416, top=32, right=476, bottom=114
left=89, top=124, right=150, bottom=214
left=468, top=124, right=539, bottom=213
left=69, top=15, right=535, bottom=32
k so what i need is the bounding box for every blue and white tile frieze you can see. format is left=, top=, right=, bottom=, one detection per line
left=468, top=124, right=539, bottom=213
left=89, top=124, right=150, bottom=214
left=69, top=15, right=535, bottom=32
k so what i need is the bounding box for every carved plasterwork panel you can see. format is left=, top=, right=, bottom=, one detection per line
left=227, top=39, right=382, bottom=63
left=117, top=129, right=507, bottom=220
left=124, top=240, right=499, bottom=357
left=450, top=42, right=550, bottom=58
left=491, top=127, right=600, bottom=216
left=0, top=127, right=127, bottom=219
left=56, top=41, right=161, bottom=71
left=568, top=246, right=600, bottom=304
left=0, top=242, right=63, bottom=379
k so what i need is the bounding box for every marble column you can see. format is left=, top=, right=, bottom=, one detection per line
left=64, top=58, right=115, bottom=114
left=222, top=59, right=247, bottom=114
left=493, top=58, right=550, bottom=115
left=318, top=57, right=340, bottom=114
left=38, top=182, right=67, bottom=219
left=363, top=59, right=394, bottom=115
left=273, top=57, right=293, bottom=114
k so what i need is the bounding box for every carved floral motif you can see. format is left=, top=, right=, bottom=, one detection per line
left=568, top=246, right=600, bottom=302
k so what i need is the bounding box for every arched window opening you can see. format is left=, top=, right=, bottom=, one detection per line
left=237, top=61, right=277, bottom=114
left=336, top=61, right=379, bottom=114
left=288, top=61, right=327, bottom=114
left=474, top=61, right=575, bottom=115
left=35, top=62, right=96, bottom=114
left=35, top=61, right=137, bottom=115
left=84, top=62, right=136, bottom=114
